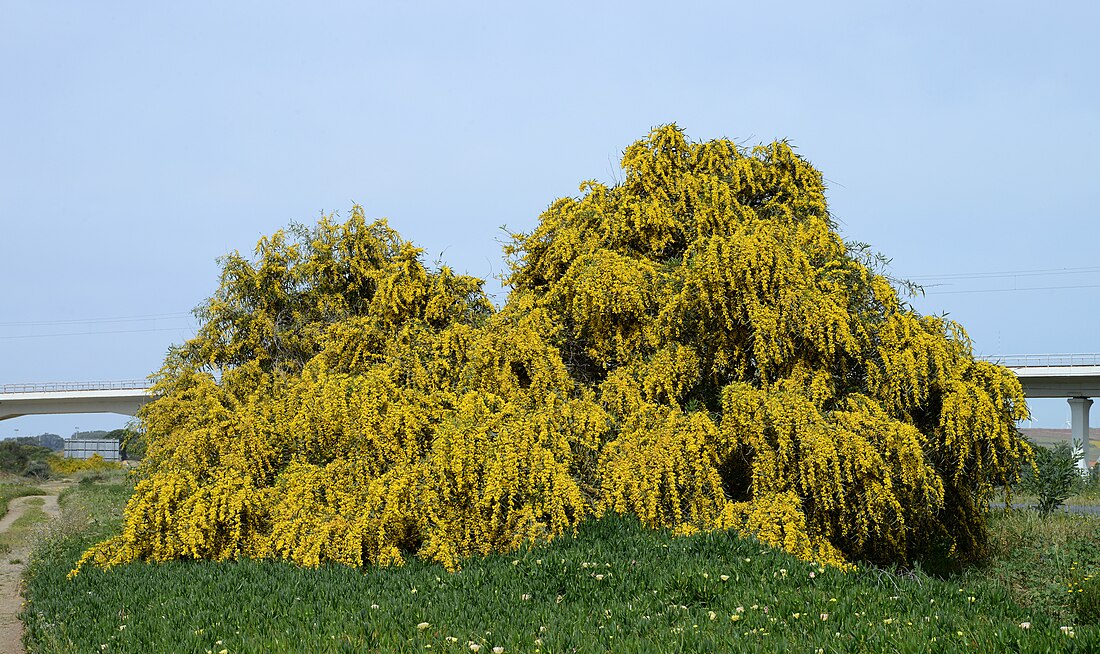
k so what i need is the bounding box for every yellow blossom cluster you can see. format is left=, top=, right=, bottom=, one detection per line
left=78, top=125, right=1029, bottom=573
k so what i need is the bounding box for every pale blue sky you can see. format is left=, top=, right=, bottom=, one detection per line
left=2, top=1, right=1097, bottom=436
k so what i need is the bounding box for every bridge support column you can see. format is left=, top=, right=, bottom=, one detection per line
left=1068, top=397, right=1093, bottom=472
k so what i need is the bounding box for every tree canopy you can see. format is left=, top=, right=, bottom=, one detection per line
left=77, top=126, right=1030, bottom=574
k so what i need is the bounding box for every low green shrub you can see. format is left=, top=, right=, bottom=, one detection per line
left=1019, top=442, right=1082, bottom=516
left=0, top=441, right=52, bottom=476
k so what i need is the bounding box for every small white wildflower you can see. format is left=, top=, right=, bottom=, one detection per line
left=1018, top=622, right=1031, bottom=629
left=418, top=622, right=431, bottom=630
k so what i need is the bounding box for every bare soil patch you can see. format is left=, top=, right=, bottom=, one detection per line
left=0, top=482, right=67, bottom=654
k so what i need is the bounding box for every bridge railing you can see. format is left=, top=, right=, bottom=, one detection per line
left=0, top=380, right=153, bottom=394
left=984, top=354, right=1100, bottom=368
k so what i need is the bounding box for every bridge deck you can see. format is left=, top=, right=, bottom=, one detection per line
left=992, top=355, right=1100, bottom=399
left=0, top=381, right=153, bottom=421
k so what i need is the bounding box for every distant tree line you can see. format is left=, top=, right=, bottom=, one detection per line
left=12, top=433, right=65, bottom=451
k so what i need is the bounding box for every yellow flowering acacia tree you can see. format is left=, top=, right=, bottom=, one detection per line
left=79, top=210, right=605, bottom=572
left=80, top=126, right=1029, bottom=573
left=506, top=125, right=1029, bottom=565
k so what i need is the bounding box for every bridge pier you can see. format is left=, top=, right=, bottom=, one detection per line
left=1069, top=397, right=1092, bottom=472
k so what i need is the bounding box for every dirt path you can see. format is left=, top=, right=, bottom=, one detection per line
left=0, top=483, right=67, bottom=654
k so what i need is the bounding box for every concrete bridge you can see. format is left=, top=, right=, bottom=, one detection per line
left=0, top=380, right=153, bottom=421
left=992, top=354, right=1100, bottom=470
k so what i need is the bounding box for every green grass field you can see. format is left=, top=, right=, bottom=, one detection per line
left=19, top=477, right=1100, bottom=653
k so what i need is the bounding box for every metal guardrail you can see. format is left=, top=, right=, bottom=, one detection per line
left=0, top=379, right=153, bottom=394
left=983, top=354, right=1100, bottom=368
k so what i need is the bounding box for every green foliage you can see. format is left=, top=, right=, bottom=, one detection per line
left=980, top=509, right=1100, bottom=627
left=0, top=440, right=54, bottom=477
left=1077, top=462, right=1100, bottom=496
left=78, top=126, right=1031, bottom=575
left=1074, top=577, right=1100, bottom=625
left=109, top=428, right=146, bottom=461
left=1019, top=442, right=1082, bottom=516
left=22, top=460, right=51, bottom=479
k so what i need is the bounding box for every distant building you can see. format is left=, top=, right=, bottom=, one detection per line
left=64, top=438, right=120, bottom=461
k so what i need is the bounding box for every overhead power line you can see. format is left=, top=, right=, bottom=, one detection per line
left=925, top=283, right=1100, bottom=296
left=905, top=266, right=1100, bottom=282
left=0, top=312, right=191, bottom=328
left=0, top=326, right=194, bottom=340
